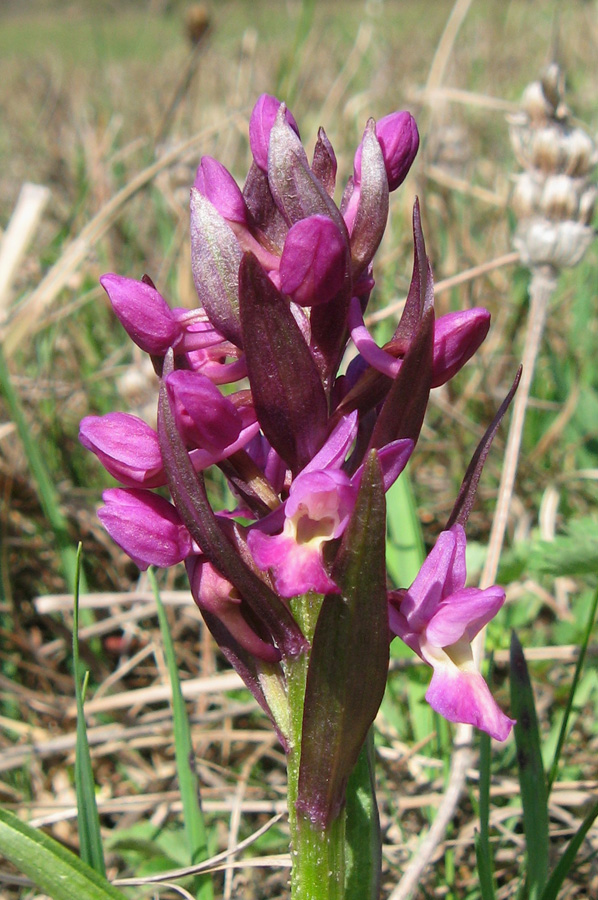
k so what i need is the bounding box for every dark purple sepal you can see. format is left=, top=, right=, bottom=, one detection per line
left=297, top=451, right=389, bottom=828
left=446, top=367, right=522, bottom=530
left=369, top=302, right=434, bottom=451
left=393, top=197, right=428, bottom=343
left=239, top=252, right=329, bottom=474
left=157, top=363, right=307, bottom=659
left=243, top=162, right=288, bottom=251
left=309, top=282, right=352, bottom=394
left=349, top=121, right=390, bottom=279
left=189, top=188, right=243, bottom=347
left=311, top=127, right=337, bottom=198
left=199, top=607, right=290, bottom=752
left=267, top=107, right=348, bottom=238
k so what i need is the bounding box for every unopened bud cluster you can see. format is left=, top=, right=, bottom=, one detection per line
left=509, top=64, right=597, bottom=269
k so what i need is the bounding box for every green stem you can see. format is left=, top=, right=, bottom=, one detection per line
left=285, top=593, right=347, bottom=900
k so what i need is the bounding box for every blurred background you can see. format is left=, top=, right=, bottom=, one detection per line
left=1, top=1, right=597, bottom=897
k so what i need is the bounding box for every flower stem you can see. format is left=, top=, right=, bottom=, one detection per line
left=286, top=593, right=347, bottom=900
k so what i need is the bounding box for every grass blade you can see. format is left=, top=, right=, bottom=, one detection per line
left=150, top=567, right=213, bottom=900
left=540, top=800, right=598, bottom=900
left=475, top=729, right=496, bottom=900
left=510, top=630, right=549, bottom=900
left=73, top=545, right=106, bottom=877
left=547, top=583, right=598, bottom=792
left=386, top=466, right=425, bottom=590
left=0, top=807, right=127, bottom=900
left=344, top=730, right=381, bottom=900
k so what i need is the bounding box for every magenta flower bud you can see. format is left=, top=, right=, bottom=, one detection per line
left=354, top=111, right=419, bottom=191
left=279, top=215, right=348, bottom=306
left=186, top=556, right=281, bottom=663
left=98, top=488, right=193, bottom=570
left=165, top=369, right=258, bottom=461
left=249, top=93, right=300, bottom=172
left=79, top=413, right=165, bottom=488
left=100, top=274, right=180, bottom=355
left=432, top=308, right=491, bottom=387
left=194, top=156, right=248, bottom=226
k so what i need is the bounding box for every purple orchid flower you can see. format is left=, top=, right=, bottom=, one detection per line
left=388, top=524, right=515, bottom=741
left=81, top=94, right=515, bottom=831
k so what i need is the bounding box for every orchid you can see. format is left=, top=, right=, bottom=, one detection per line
left=389, top=524, right=515, bottom=741
left=81, top=93, right=515, bottom=899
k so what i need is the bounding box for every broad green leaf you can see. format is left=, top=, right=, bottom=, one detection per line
left=0, top=807, right=127, bottom=900
left=298, top=451, right=388, bottom=827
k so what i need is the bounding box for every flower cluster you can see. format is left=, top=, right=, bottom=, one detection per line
left=81, top=94, right=513, bottom=822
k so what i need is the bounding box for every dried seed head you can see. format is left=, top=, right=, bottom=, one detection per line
left=509, top=64, right=596, bottom=270
left=185, top=4, right=210, bottom=45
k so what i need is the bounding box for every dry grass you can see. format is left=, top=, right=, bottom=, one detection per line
left=1, top=1, right=598, bottom=897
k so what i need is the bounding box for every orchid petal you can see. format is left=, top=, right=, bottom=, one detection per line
left=425, top=660, right=515, bottom=742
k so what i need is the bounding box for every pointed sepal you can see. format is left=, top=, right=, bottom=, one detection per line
left=239, top=252, right=329, bottom=473
left=190, top=188, right=243, bottom=346
left=349, top=120, right=390, bottom=277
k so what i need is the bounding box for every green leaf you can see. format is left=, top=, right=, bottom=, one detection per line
left=475, top=730, right=496, bottom=900
left=298, top=451, right=388, bottom=828
left=540, top=800, right=598, bottom=900
left=510, top=631, right=549, bottom=900
left=529, top=517, right=598, bottom=577
left=150, top=568, right=214, bottom=900
left=344, top=731, right=381, bottom=900
left=0, top=807, right=127, bottom=900
left=73, top=546, right=106, bottom=876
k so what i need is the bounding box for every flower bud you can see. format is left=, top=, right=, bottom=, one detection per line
left=353, top=111, right=419, bottom=191
left=98, top=488, right=193, bottom=569
left=194, top=156, right=249, bottom=225
left=186, top=557, right=281, bottom=662
left=165, top=369, right=258, bottom=463
left=431, top=308, right=491, bottom=388
left=100, top=274, right=180, bottom=354
left=279, top=215, right=348, bottom=306
left=79, top=413, right=165, bottom=487
left=249, top=93, right=300, bottom=172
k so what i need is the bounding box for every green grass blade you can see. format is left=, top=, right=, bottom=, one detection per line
left=0, top=807, right=127, bottom=900
left=540, top=800, right=598, bottom=900
left=510, top=631, right=549, bottom=900
left=475, top=730, right=496, bottom=900
left=0, top=342, right=85, bottom=594
left=149, top=567, right=213, bottom=900
left=72, top=545, right=106, bottom=876
left=344, top=730, right=381, bottom=900
left=547, top=583, right=598, bottom=792
left=385, top=466, right=425, bottom=591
